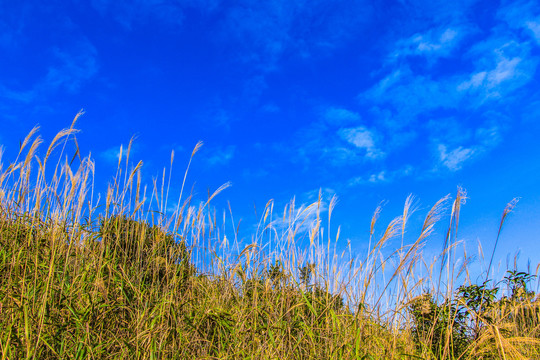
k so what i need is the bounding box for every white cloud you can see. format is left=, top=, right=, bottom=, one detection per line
left=487, top=56, right=522, bottom=87
left=366, top=4, right=539, bottom=116
left=526, top=20, right=540, bottom=43
left=320, top=146, right=359, bottom=166
left=347, top=176, right=364, bottom=187
left=338, top=126, right=384, bottom=160
left=0, top=86, right=34, bottom=103
left=431, top=114, right=504, bottom=172
left=440, top=28, right=459, bottom=43
left=44, top=41, right=99, bottom=93
left=347, top=165, right=414, bottom=186
left=219, top=0, right=371, bottom=70
left=205, top=145, right=236, bottom=166
left=361, top=7, right=539, bottom=175
left=323, top=107, right=360, bottom=125
left=280, top=105, right=388, bottom=168
left=100, top=146, right=123, bottom=163
left=339, top=127, right=374, bottom=148
left=427, top=117, right=473, bottom=146
left=368, top=39, right=535, bottom=114
left=459, top=39, right=537, bottom=99
left=369, top=170, right=386, bottom=183
left=409, top=28, right=459, bottom=54
left=388, top=26, right=464, bottom=65
left=281, top=1, right=539, bottom=179
left=437, top=144, right=475, bottom=171
left=100, top=141, right=143, bottom=164
left=498, top=0, right=540, bottom=44
left=368, top=68, right=405, bottom=100
left=475, top=125, right=501, bottom=147
left=363, top=69, right=460, bottom=120
left=457, top=71, right=487, bottom=91
left=0, top=38, right=98, bottom=102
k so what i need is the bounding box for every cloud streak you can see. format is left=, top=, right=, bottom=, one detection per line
left=338, top=127, right=384, bottom=160
left=0, top=38, right=98, bottom=103
left=498, top=0, right=540, bottom=44
left=204, top=145, right=236, bottom=166
left=218, top=0, right=371, bottom=70
left=358, top=1, right=539, bottom=173
left=437, top=144, right=475, bottom=171
left=283, top=105, right=389, bottom=169
left=388, top=26, right=465, bottom=65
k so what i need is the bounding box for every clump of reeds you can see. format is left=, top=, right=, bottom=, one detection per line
left=0, top=114, right=538, bottom=359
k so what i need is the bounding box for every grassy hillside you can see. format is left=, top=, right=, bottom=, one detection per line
left=0, top=121, right=539, bottom=359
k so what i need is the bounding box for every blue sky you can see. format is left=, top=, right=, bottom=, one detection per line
left=1, top=0, right=540, bottom=278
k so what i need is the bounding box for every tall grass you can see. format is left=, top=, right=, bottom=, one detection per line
left=0, top=118, right=539, bottom=359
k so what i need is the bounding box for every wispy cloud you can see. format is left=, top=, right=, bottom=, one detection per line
left=263, top=103, right=418, bottom=193
left=347, top=165, right=414, bottom=186
left=475, top=121, right=502, bottom=148
left=365, top=6, right=539, bottom=111
left=193, top=99, right=235, bottom=132
left=368, top=170, right=387, bottom=183
left=0, top=86, right=34, bottom=103
left=426, top=117, right=473, bottom=146
left=437, top=144, right=476, bottom=171
left=359, top=1, right=540, bottom=174
left=459, top=38, right=538, bottom=99
left=429, top=114, right=504, bottom=172
left=526, top=20, right=540, bottom=43
left=218, top=0, right=371, bottom=70
left=43, top=41, right=99, bottom=93
left=338, top=126, right=384, bottom=160
left=100, top=146, right=123, bottom=163
left=498, top=0, right=540, bottom=44
left=99, top=140, right=143, bottom=164
left=332, top=8, right=538, bottom=177
left=0, top=38, right=98, bottom=103
left=388, top=26, right=465, bottom=65
left=363, top=67, right=460, bottom=119
left=323, top=107, right=361, bottom=126
left=204, top=145, right=236, bottom=166
left=282, top=105, right=388, bottom=168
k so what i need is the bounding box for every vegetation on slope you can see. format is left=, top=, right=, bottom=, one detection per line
left=0, top=118, right=538, bottom=359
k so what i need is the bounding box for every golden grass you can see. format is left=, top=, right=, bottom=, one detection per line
left=0, top=118, right=538, bottom=359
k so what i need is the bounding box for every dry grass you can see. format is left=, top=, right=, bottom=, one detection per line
left=0, top=118, right=538, bottom=359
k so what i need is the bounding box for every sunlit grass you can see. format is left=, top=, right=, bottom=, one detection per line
left=0, top=115, right=538, bottom=359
